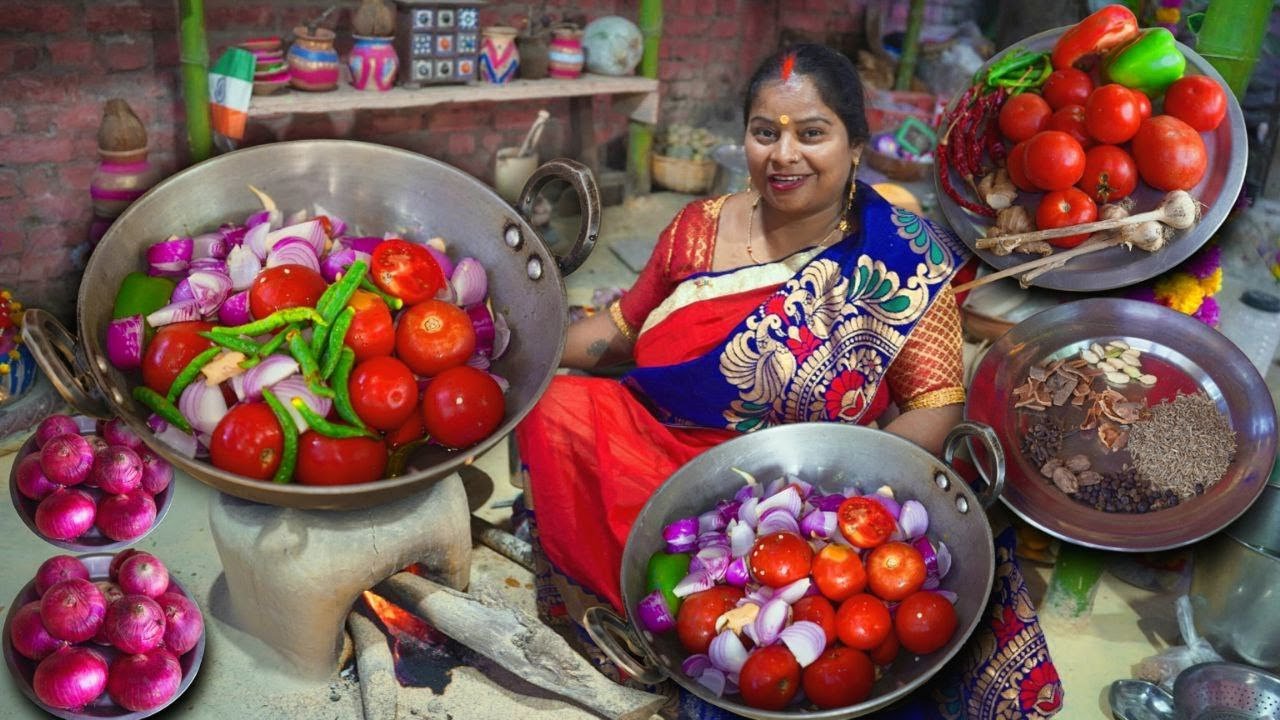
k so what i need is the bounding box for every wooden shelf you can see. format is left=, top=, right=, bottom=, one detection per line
left=248, top=74, right=660, bottom=124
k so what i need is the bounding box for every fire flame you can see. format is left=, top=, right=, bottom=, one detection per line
left=361, top=590, right=440, bottom=644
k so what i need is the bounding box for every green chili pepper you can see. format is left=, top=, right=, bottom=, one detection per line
left=331, top=346, right=367, bottom=430
left=321, top=306, right=356, bottom=381
left=212, top=307, right=326, bottom=336
left=386, top=437, right=432, bottom=478
left=200, top=331, right=261, bottom=356
left=645, top=551, right=692, bottom=614
left=285, top=329, right=335, bottom=398
left=133, top=386, right=193, bottom=433
left=241, top=323, right=297, bottom=369
left=166, top=346, right=224, bottom=403
left=312, top=261, right=369, bottom=356
left=984, top=49, right=1045, bottom=84
left=261, top=388, right=298, bottom=484
left=359, top=277, right=404, bottom=311
left=1104, top=27, right=1186, bottom=96
left=291, top=397, right=377, bottom=439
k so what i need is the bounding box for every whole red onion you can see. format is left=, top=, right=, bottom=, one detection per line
left=108, top=549, right=141, bottom=582
left=34, top=415, right=79, bottom=449
left=105, top=594, right=166, bottom=654
left=117, top=552, right=169, bottom=598
left=107, top=650, right=181, bottom=712
left=91, top=446, right=143, bottom=494
left=157, top=592, right=203, bottom=655
left=101, top=417, right=144, bottom=450
left=139, top=449, right=173, bottom=495
left=34, top=555, right=90, bottom=596
left=34, top=488, right=97, bottom=541
left=9, top=601, right=67, bottom=661
left=34, top=646, right=109, bottom=710
left=15, top=454, right=59, bottom=501
left=39, top=578, right=106, bottom=643
left=40, top=434, right=95, bottom=486
left=95, top=492, right=157, bottom=542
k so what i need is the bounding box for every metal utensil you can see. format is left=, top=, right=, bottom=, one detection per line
left=1110, top=680, right=1176, bottom=720
left=1189, top=532, right=1280, bottom=671
left=966, top=298, right=1277, bottom=552
left=1174, top=662, right=1280, bottom=719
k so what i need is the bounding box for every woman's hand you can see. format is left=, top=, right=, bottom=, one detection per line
left=561, top=310, right=635, bottom=370
left=883, top=404, right=962, bottom=456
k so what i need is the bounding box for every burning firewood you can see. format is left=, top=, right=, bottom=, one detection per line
left=347, top=610, right=399, bottom=720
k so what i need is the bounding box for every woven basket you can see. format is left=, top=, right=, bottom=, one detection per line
left=652, top=154, right=717, bottom=194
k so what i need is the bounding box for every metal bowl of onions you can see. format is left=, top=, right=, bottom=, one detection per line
left=2, top=551, right=206, bottom=720
left=9, top=414, right=175, bottom=552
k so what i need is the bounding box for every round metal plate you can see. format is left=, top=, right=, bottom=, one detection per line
left=934, top=27, right=1247, bottom=292
left=967, top=298, right=1276, bottom=551
left=2, top=553, right=206, bottom=719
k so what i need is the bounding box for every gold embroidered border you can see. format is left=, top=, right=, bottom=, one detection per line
left=899, top=386, right=966, bottom=412
left=608, top=299, right=637, bottom=342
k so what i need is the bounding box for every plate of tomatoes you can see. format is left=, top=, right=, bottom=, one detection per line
left=934, top=8, right=1246, bottom=292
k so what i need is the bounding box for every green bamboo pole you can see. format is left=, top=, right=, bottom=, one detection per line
left=179, top=0, right=212, bottom=162
left=627, top=0, right=662, bottom=195
left=893, top=0, right=926, bottom=91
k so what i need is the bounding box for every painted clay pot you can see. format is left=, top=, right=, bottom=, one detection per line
left=548, top=25, right=585, bottom=79
left=90, top=148, right=161, bottom=221
left=479, top=26, right=520, bottom=84
left=286, top=26, right=340, bottom=91
left=348, top=35, right=398, bottom=91
left=516, top=34, right=550, bottom=79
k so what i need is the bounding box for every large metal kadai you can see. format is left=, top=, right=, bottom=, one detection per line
left=23, top=140, right=600, bottom=510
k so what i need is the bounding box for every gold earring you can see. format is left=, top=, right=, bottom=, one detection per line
left=837, top=173, right=857, bottom=234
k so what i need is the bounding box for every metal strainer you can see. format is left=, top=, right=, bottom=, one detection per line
left=1111, top=663, right=1280, bottom=720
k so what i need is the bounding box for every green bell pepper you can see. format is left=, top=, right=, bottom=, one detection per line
left=645, top=551, right=691, bottom=614
left=1105, top=28, right=1186, bottom=96
left=112, top=271, right=176, bottom=321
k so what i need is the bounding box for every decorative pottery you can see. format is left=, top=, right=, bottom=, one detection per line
left=479, top=26, right=519, bottom=84
left=393, top=0, right=485, bottom=87
left=240, top=37, right=290, bottom=95
left=582, top=16, right=643, bottom=76
left=0, top=292, right=34, bottom=408
left=516, top=33, right=550, bottom=79
left=548, top=24, right=585, bottom=79
left=89, top=99, right=159, bottom=246
left=286, top=26, right=340, bottom=91
left=349, top=35, right=399, bottom=90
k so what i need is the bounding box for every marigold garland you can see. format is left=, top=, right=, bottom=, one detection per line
left=1134, top=243, right=1223, bottom=327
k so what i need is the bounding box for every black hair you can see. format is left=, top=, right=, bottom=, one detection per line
left=743, top=43, right=870, bottom=146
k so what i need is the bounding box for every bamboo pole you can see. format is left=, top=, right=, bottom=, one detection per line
left=178, top=0, right=212, bottom=162
left=628, top=0, right=662, bottom=194
left=893, top=0, right=927, bottom=91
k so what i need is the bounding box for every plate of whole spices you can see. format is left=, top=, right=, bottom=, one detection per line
left=966, top=298, right=1276, bottom=551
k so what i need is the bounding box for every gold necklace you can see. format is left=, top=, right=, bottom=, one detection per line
left=744, top=193, right=842, bottom=265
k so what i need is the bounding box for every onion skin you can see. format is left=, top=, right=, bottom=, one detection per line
left=105, top=595, right=167, bottom=654
left=92, top=446, right=144, bottom=494
left=40, top=434, right=95, bottom=486
left=10, top=601, right=67, bottom=661
left=108, top=650, right=182, bottom=712
left=117, top=552, right=170, bottom=598
left=96, top=581, right=125, bottom=606
left=34, top=415, right=80, bottom=449
left=39, top=578, right=107, bottom=643
left=34, top=646, right=109, bottom=710
left=139, top=449, right=173, bottom=495
left=95, top=492, right=158, bottom=542
left=109, top=549, right=141, bottom=582
left=34, top=489, right=97, bottom=541
left=101, top=418, right=144, bottom=450
left=35, top=556, right=90, bottom=596
left=15, top=454, right=59, bottom=501
left=157, top=591, right=204, bottom=655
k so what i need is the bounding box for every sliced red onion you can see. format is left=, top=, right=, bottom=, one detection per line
left=491, top=312, right=511, bottom=360
left=178, top=380, right=228, bottom=435
left=936, top=541, right=952, bottom=579
left=244, top=221, right=272, bottom=260
left=226, top=244, right=262, bottom=290
left=270, top=375, right=332, bottom=434
left=696, top=667, right=727, bottom=697
left=241, top=355, right=300, bottom=400
left=146, top=415, right=197, bottom=459
left=245, top=186, right=281, bottom=229
left=265, top=219, right=325, bottom=256
left=663, top=517, right=698, bottom=554
left=106, top=315, right=145, bottom=370
left=284, top=207, right=308, bottom=226
left=897, top=500, right=929, bottom=541
left=716, top=499, right=742, bottom=525
left=219, top=290, right=252, bottom=327
left=681, top=653, right=711, bottom=678
left=809, top=493, right=846, bottom=512
left=345, top=236, right=384, bottom=255
left=708, top=629, right=749, bottom=673
left=244, top=210, right=269, bottom=228
left=191, top=231, right=228, bottom=259
left=170, top=278, right=194, bottom=304
left=146, top=236, right=192, bottom=277
left=937, top=590, right=958, bottom=604
left=728, top=521, right=756, bottom=558
left=634, top=590, right=676, bottom=633
left=186, top=270, right=233, bottom=315
left=774, top=577, right=812, bottom=605
left=742, top=585, right=773, bottom=607
left=724, top=557, right=751, bottom=587
left=757, top=508, right=801, bottom=537
left=488, top=373, right=510, bottom=394
left=465, top=353, right=491, bottom=371
left=313, top=205, right=346, bottom=237
left=450, top=258, right=488, bottom=306
left=319, top=247, right=370, bottom=283
left=146, top=300, right=201, bottom=327
left=425, top=244, right=454, bottom=278
left=868, top=492, right=901, bottom=520
left=757, top=486, right=802, bottom=519
left=189, top=257, right=228, bottom=274
left=731, top=469, right=760, bottom=495
left=753, top=597, right=791, bottom=646
left=266, top=239, right=320, bottom=274
left=737, top=497, right=760, bottom=529
left=691, top=545, right=730, bottom=582
left=219, top=222, right=248, bottom=246
left=799, top=510, right=836, bottom=539
left=784, top=475, right=814, bottom=499
left=779, top=621, right=826, bottom=667
left=672, top=569, right=716, bottom=599
left=466, top=304, right=496, bottom=357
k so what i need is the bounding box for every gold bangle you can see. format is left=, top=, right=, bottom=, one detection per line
left=608, top=300, right=637, bottom=342
left=899, top=387, right=966, bottom=412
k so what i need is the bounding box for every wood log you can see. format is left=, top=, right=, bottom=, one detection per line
left=377, top=572, right=666, bottom=720
left=470, top=515, right=535, bottom=572
left=347, top=611, right=399, bottom=720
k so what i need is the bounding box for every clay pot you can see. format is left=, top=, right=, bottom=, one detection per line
left=286, top=26, right=340, bottom=91
left=516, top=34, right=550, bottom=79
left=479, top=26, right=520, bottom=84
left=90, top=148, right=161, bottom=223
left=97, top=100, right=147, bottom=156
left=348, top=35, right=398, bottom=90
left=548, top=24, right=585, bottom=79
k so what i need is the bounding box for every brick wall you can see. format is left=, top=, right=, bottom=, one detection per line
left=0, top=0, right=867, bottom=322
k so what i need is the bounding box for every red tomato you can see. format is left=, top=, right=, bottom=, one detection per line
left=248, top=264, right=327, bottom=320
left=894, top=591, right=958, bottom=655
left=1006, top=141, right=1038, bottom=192
left=801, top=646, right=875, bottom=709
left=748, top=532, right=813, bottom=588
left=141, top=321, right=213, bottom=395
left=791, top=595, right=837, bottom=646
left=1084, top=84, right=1142, bottom=144
left=1078, top=145, right=1138, bottom=204
left=1045, top=104, right=1093, bottom=149
left=371, top=239, right=445, bottom=305
left=865, top=542, right=927, bottom=602
left=738, top=645, right=801, bottom=711
left=344, top=289, right=395, bottom=362
left=1036, top=188, right=1098, bottom=248
left=386, top=411, right=427, bottom=450
left=209, top=402, right=283, bottom=480
left=836, top=497, right=896, bottom=549
left=869, top=627, right=901, bottom=666
left=1163, top=76, right=1227, bottom=132
left=420, top=366, right=505, bottom=449
left=396, top=300, right=476, bottom=377
left=348, top=356, right=419, bottom=431
left=835, top=593, right=892, bottom=651
left=811, top=543, right=867, bottom=602
left=295, top=432, right=389, bottom=486
left=1023, top=131, right=1086, bottom=191
left=675, top=586, right=743, bottom=654
left=1130, top=88, right=1152, bottom=120
left=997, top=93, right=1052, bottom=143
left=1132, top=115, right=1208, bottom=191
left=1041, top=68, right=1093, bottom=110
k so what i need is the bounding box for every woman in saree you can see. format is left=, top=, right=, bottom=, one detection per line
left=516, top=43, right=970, bottom=613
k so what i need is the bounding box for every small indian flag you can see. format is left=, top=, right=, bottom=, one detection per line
left=209, top=47, right=255, bottom=141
